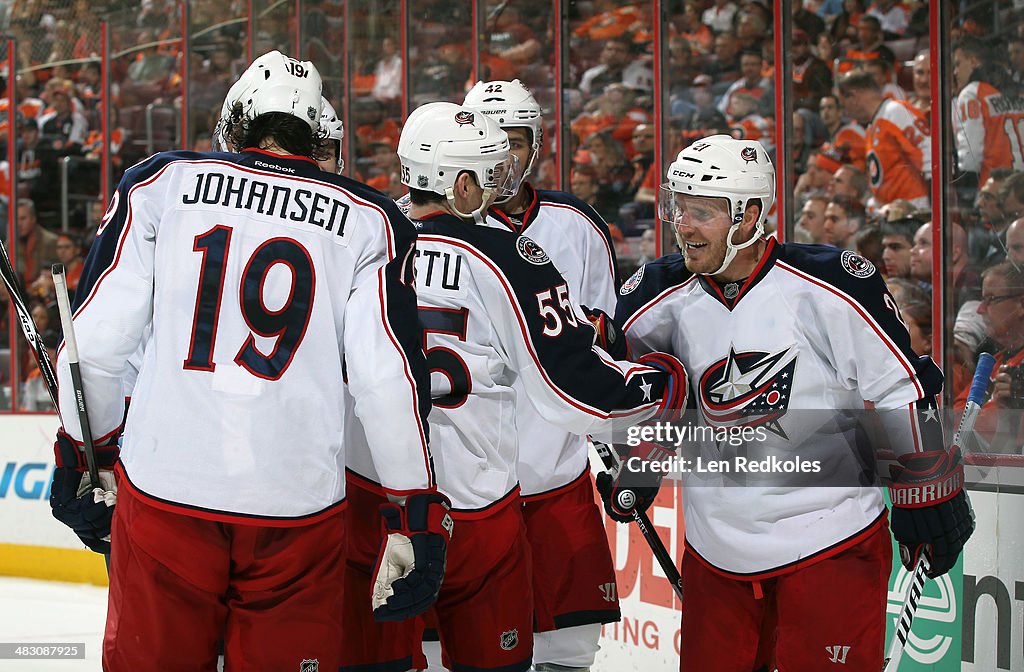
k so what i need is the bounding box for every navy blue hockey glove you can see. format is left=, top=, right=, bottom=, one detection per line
left=49, top=429, right=119, bottom=555
left=372, top=491, right=454, bottom=621
left=596, top=441, right=674, bottom=524
left=637, top=352, right=689, bottom=422
left=889, top=449, right=975, bottom=578
left=581, top=306, right=629, bottom=360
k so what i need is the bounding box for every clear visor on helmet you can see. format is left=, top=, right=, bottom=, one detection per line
left=487, top=153, right=522, bottom=200
left=657, top=185, right=731, bottom=228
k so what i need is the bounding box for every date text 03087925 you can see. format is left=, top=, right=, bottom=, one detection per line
left=0, top=643, right=85, bottom=659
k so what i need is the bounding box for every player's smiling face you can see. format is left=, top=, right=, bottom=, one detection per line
left=674, top=194, right=733, bottom=274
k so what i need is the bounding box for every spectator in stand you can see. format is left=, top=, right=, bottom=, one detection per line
left=855, top=225, right=886, bottom=270
left=371, top=36, right=402, bottom=104
left=960, top=262, right=1024, bottom=453
left=579, top=36, right=637, bottom=98
left=824, top=194, right=866, bottom=249
left=880, top=217, right=920, bottom=279
left=797, top=194, right=831, bottom=244
left=792, top=29, right=833, bottom=111
left=841, top=15, right=896, bottom=72
left=76, top=61, right=102, bottom=113
left=735, top=4, right=770, bottom=52
left=793, top=0, right=826, bottom=43
left=38, top=87, right=88, bottom=158
left=795, top=146, right=842, bottom=203
left=954, top=36, right=1024, bottom=189
left=1006, top=218, right=1024, bottom=268
left=572, top=83, right=651, bottom=151
left=582, top=130, right=633, bottom=200
left=726, top=93, right=775, bottom=152
left=677, top=1, right=714, bottom=55
left=910, top=220, right=980, bottom=308
left=673, top=74, right=719, bottom=122
left=970, top=170, right=1013, bottom=267
left=864, top=57, right=907, bottom=101
left=1008, top=35, right=1024, bottom=86
left=703, top=0, right=739, bottom=35
left=16, top=117, right=43, bottom=194
left=819, top=93, right=867, bottom=170
left=718, top=49, right=773, bottom=116
left=354, top=97, right=400, bottom=156
left=838, top=69, right=930, bottom=210
left=831, top=163, right=870, bottom=203
left=867, top=0, right=909, bottom=39
left=667, top=38, right=700, bottom=93
left=830, top=0, right=868, bottom=48
left=635, top=227, right=657, bottom=265
left=706, top=32, right=742, bottom=82
left=569, top=165, right=621, bottom=226
left=627, top=123, right=657, bottom=204
left=15, top=198, right=57, bottom=285
left=885, top=279, right=931, bottom=356
left=908, top=49, right=931, bottom=114
left=54, top=233, right=84, bottom=296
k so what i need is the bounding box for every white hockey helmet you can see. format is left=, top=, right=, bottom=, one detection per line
left=320, top=97, right=344, bottom=173
left=397, top=102, right=520, bottom=223
left=463, top=79, right=542, bottom=181
left=213, top=50, right=323, bottom=151
left=659, top=134, right=775, bottom=275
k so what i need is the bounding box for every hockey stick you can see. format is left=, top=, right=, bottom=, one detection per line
left=881, top=352, right=995, bottom=671
left=52, top=263, right=102, bottom=490
left=593, top=440, right=684, bottom=601
left=0, top=237, right=61, bottom=413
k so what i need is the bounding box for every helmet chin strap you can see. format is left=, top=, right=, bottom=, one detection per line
left=445, top=186, right=495, bottom=224
left=707, top=220, right=765, bottom=277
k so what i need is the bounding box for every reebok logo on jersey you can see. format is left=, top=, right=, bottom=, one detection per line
left=825, top=645, right=850, bottom=664
left=699, top=346, right=798, bottom=438
left=840, top=250, right=875, bottom=278
left=516, top=236, right=549, bottom=265
left=254, top=160, right=296, bottom=174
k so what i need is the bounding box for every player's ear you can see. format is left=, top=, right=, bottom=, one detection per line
left=742, top=200, right=763, bottom=230
left=453, top=170, right=476, bottom=199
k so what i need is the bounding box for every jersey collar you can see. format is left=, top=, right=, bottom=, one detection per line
left=487, top=183, right=540, bottom=235
left=241, top=147, right=319, bottom=167
left=697, top=237, right=780, bottom=310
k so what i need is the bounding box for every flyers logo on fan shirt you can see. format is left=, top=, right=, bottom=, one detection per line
left=699, top=346, right=798, bottom=439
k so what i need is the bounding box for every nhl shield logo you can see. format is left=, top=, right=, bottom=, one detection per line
left=740, top=146, right=758, bottom=163
left=306, top=106, right=317, bottom=122
left=299, top=660, right=319, bottom=672
left=500, top=628, right=519, bottom=651
left=516, top=236, right=550, bottom=265
left=840, top=250, right=875, bottom=278
left=454, top=110, right=475, bottom=126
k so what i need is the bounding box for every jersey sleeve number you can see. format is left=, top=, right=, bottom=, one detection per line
left=183, top=225, right=315, bottom=380
left=535, top=282, right=579, bottom=337
left=419, top=306, right=471, bottom=408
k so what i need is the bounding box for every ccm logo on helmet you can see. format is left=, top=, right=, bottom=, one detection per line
left=671, top=169, right=695, bottom=178
left=454, top=111, right=475, bottom=125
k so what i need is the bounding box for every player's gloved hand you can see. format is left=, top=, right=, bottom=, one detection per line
left=637, top=352, right=689, bottom=422
left=372, top=491, right=454, bottom=621
left=596, top=441, right=674, bottom=523
left=889, top=449, right=975, bottom=578
left=49, top=429, right=119, bottom=555
left=581, top=305, right=629, bottom=360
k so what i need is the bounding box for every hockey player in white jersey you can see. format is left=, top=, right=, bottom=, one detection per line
left=604, top=134, right=974, bottom=670
left=338, top=101, right=688, bottom=672
left=47, top=51, right=450, bottom=671
left=461, top=79, right=621, bottom=672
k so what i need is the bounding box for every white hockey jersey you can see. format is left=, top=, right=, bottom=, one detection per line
left=484, top=185, right=618, bottom=496
left=376, top=210, right=664, bottom=513
left=616, top=240, right=943, bottom=577
left=57, top=149, right=433, bottom=523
